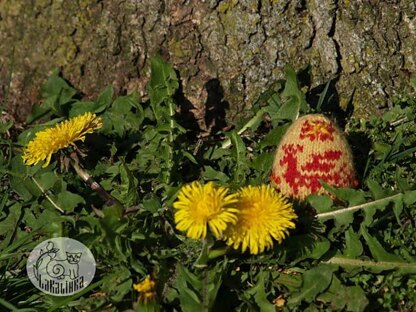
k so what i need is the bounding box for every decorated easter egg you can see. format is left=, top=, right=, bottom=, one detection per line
left=270, top=114, right=356, bottom=200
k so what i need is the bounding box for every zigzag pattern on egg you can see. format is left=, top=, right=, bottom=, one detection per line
left=270, top=114, right=356, bottom=200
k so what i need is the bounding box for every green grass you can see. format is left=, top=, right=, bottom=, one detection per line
left=1, top=56, right=416, bottom=311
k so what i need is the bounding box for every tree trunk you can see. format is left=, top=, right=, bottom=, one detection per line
left=1, top=0, right=415, bottom=126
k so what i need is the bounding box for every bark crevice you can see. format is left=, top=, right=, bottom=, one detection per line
left=1, top=0, right=415, bottom=123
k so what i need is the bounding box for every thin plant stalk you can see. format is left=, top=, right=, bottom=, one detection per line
left=70, top=159, right=119, bottom=207
left=31, top=176, right=64, bottom=213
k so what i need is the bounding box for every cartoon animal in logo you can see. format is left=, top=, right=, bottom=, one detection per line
left=33, top=241, right=82, bottom=281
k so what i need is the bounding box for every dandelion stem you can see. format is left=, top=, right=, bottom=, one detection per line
left=325, top=256, right=416, bottom=272
left=221, top=108, right=266, bottom=149
left=194, top=236, right=214, bottom=268
left=315, top=193, right=402, bottom=219
left=166, top=98, right=175, bottom=185
left=70, top=160, right=119, bottom=207
left=31, top=177, right=64, bottom=213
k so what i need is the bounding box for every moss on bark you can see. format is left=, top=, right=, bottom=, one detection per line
left=1, top=0, right=415, bottom=125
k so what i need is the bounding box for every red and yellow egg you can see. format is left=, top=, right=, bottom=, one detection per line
left=270, top=114, right=356, bottom=200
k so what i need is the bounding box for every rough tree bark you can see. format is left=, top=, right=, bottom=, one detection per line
left=1, top=0, right=415, bottom=128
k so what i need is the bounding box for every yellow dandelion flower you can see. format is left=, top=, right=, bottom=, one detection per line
left=133, top=277, right=157, bottom=303
left=22, top=112, right=102, bottom=167
left=224, top=185, right=297, bottom=255
left=173, top=181, right=238, bottom=240
left=273, top=296, right=286, bottom=308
